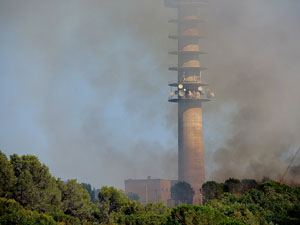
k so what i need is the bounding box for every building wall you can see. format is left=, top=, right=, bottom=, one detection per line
left=125, top=177, right=175, bottom=205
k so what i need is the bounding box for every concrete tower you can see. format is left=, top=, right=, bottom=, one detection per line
left=165, top=0, right=212, bottom=204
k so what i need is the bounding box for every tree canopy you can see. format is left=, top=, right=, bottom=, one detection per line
left=82, top=182, right=97, bottom=204
left=0, top=151, right=16, bottom=199
left=98, top=186, right=129, bottom=223
left=10, top=154, right=62, bottom=212
left=203, top=179, right=300, bottom=225
left=1, top=149, right=300, bottom=225
left=165, top=205, right=245, bottom=225
left=0, top=197, right=57, bottom=225
left=126, top=192, right=140, bottom=202
left=171, top=181, right=195, bottom=205
left=58, top=179, right=99, bottom=220
left=0, top=150, right=99, bottom=224
left=202, top=181, right=224, bottom=202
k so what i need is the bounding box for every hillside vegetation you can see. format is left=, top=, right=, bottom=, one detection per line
left=1, top=150, right=299, bottom=225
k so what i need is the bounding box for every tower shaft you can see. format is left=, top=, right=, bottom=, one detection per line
left=165, top=0, right=209, bottom=204
left=178, top=103, right=205, bottom=200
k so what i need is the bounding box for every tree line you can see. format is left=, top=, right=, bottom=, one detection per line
left=202, top=178, right=300, bottom=224
left=1, top=150, right=300, bottom=224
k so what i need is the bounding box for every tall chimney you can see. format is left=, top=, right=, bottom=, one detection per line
left=164, top=0, right=212, bottom=204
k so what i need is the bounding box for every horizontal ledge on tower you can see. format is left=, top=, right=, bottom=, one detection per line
left=168, top=50, right=208, bottom=55
left=168, top=66, right=208, bottom=71
left=168, top=34, right=206, bottom=40
left=164, top=0, right=208, bottom=8
left=168, top=98, right=210, bottom=103
left=168, top=18, right=206, bottom=23
left=168, top=82, right=208, bottom=87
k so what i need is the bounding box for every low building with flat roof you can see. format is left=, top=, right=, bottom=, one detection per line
left=125, top=176, right=177, bottom=206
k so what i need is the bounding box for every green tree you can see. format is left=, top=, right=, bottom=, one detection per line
left=46, top=212, right=80, bottom=225
left=57, top=179, right=99, bottom=221
left=114, top=201, right=169, bottom=225
left=256, top=181, right=300, bottom=224
left=98, top=186, right=129, bottom=223
left=0, top=151, right=16, bottom=199
left=171, top=181, right=194, bottom=205
left=0, top=197, right=57, bottom=225
left=224, top=178, right=243, bottom=194
left=81, top=183, right=97, bottom=204
left=241, top=179, right=258, bottom=193
left=207, top=193, right=268, bottom=225
left=126, top=192, right=140, bottom=202
left=145, top=202, right=170, bottom=215
left=10, top=154, right=62, bottom=212
left=202, top=181, right=224, bottom=202
left=165, top=205, right=245, bottom=225
left=292, top=187, right=300, bottom=218
left=119, top=200, right=145, bottom=215
left=206, top=181, right=300, bottom=225
left=115, top=214, right=167, bottom=225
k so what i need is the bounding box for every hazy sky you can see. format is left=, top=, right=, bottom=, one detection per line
left=1, top=0, right=300, bottom=189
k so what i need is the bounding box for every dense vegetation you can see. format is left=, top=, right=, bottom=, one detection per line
left=1, top=150, right=300, bottom=224
left=171, top=181, right=194, bottom=205
left=202, top=179, right=300, bottom=224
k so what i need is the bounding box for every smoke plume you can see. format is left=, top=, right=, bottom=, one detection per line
left=206, top=0, right=300, bottom=183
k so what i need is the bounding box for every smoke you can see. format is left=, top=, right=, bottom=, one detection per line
left=1, top=0, right=300, bottom=188
left=205, top=0, right=300, bottom=183
left=0, top=0, right=177, bottom=188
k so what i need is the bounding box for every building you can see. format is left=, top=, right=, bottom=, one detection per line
left=125, top=177, right=176, bottom=206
